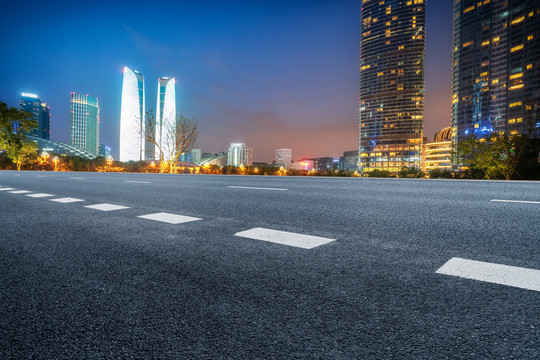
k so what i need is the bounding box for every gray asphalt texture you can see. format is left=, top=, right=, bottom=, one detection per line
left=0, top=170, right=539, bottom=359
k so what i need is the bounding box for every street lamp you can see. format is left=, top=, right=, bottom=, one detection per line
left=53, top=156, right=59, bottom=171
left=106, top=155, right=113, bottom=171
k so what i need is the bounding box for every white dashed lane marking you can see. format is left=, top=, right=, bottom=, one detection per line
left=84, top=203, right=130, bottom=211
left=50, top=197, right=85, bottom=203
left=234, top=227, right=336, bottom=249
left=124, top=180, right=151, bottom=184
left=138, top=212, right=202, bottom=224
left=0, top=188, right=15, bottom=191
left=491, top=199, right=540, bottom=204
left=8, top=190, right=31, bottom=194
left=436, top=257, right=540, bottom=292
left=227, top=186, right=288, bottom=191
left=26, top=193, right=54, bottom=198
left=36, top=175, right=47, bottom=178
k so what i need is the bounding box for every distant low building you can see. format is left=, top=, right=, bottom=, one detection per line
left=179, top=148, right=202, bottom=163
left=227, top=143, right=252, bottom=166
left=30, top=136, right=96, bottom=159
left=290, top=158, right=314, bottom=171
left=340, top=150, right=359, bottom=171
left=313, top=157, right=334, bottom=171
left=252, top=162, right=268, bottom=167
left=275, top=148, right=292, bottom=166
left=422, top=127, right=452, bottom=172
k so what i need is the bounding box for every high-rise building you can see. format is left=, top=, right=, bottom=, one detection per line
left=120, top=66, right=145, bottom=162
left=19, top=93, right=50, bottom=139
left=275, top=148, right=292, bottom=166
left=69, top=93, right=99, bottom=156
left=359, top=0, right=426, bottom=172
left=227, top=143, right=252, bottom=167
left=155, top=77, right=176, bottom=161
left=452, top=0, right=540, bottom=143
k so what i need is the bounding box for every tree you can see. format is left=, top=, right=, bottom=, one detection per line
left=0, top=101, right=38, bottom=170
left=5, top=141, right=37, bottom=171
left=143, top=110, right=198, bottom=173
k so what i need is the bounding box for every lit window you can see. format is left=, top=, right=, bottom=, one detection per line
left=527, top=64, right=533, bottom=70
left=509, top=84, right=524, bottom=91
left=528, top=34, right=534, bottom=41
left=464, top=6, right=475, bottom=13
left=511, top=44, right=524, bottom=52
left=510, top=16, right=525, bottom=25
left=463, top=40, right=474, bottom=47
left=481, top=40, right=490, bottom=46
left=509, top=72, right=523, bottom=79
left=509, top=101, right=522, bottom=108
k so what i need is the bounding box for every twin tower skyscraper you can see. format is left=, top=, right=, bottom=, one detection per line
left=119, top=66, right=176, bottom=162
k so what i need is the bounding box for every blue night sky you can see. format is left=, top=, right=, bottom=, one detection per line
left=0, top=0, right=453, bottom=162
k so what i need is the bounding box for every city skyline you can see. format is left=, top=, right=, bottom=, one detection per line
left=0, top=1, right=453, bottom=163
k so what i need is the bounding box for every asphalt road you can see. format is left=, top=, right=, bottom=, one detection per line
left=1, top=170, right=539, bottom=359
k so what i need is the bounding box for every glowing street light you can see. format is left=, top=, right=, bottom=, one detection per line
left=53, top=156, right=59, bottom=171
left=106, top=155, right=113, bottom=171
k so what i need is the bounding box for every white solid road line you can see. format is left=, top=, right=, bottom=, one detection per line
left=8, top=190, right=31, bottom=194
left=491, top=199, right=540, bottom=204
left=234, top=227, right=336, bottom=249
left=138, top=212, right=202, bottom=224
left=26, top=193, right=54, bottom=198
left=0, top=188, right=16, bottom=191
left=70, top=177, right=85, bottom=180
left=84, top=203, right=130, bottom=211
left=227, top=186, right=288, bottom=191
left=124, top=180, right=151, bottom=184
left=436, top=257, right=540, bottom=292
left=50, top=197, right=85, bottom=203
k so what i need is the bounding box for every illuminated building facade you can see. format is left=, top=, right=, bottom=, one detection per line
left=69, top=93, right=99, bottom=156
left=227, top=143, right=252, bottom=167
left=422, top=127, right=453, bottom=172
left=120, top=67, right=145, bottom=162
left=155, top=77, right=176, bottom=161
left=19, top=93, right=50, bottom=139
left=359, top=0, right=425, bottom=172
left=275, top=148, right=292, bottom=166
left=452, top=0, right=540, bottom=144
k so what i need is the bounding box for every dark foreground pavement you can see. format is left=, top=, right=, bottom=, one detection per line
left=1, top=171, right=539, bottom=358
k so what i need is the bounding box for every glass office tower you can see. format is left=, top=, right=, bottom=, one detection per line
left=359, top=0, right=426, bottom=172
left=156, top=77, right=176, bottom=161
left=69, top=93, right=100, bottom=156
left=120, top=66, right=145, bottom=162
left=19, top=93, right=50, bottom=139
left=452, top=0, right=540, bottom=144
